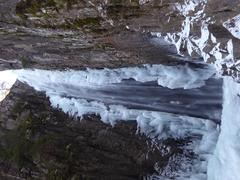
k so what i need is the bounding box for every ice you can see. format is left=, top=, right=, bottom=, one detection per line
left=15, top=64, right=216, bottom=90
left=208, top=77, right=240, bottom=180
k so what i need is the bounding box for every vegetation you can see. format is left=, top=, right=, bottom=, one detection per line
left=19, top=56, right=35, bottom=68
left=0, top=99, right=88, bottom=179
left=109, top=0, right=139, bottom=6
left=15, top=0, right=142, bottom=31
left=16, top=0, right=78, bottom=15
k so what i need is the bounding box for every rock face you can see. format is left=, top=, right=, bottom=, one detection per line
left=0, top=0, right=239, bottom=71
left=0, top=0, right=181, bottom=70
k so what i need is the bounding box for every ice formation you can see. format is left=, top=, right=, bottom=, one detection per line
left=0, top=62, right=223, bottom=179
left=49, top=94, right=219, bottom=179
left=7, top=63, right=219, bottom=179
left=208, top=77, right=240, bottom=180
left=15, top=64, right=216, bottom=90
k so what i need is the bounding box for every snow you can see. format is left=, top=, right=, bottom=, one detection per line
left=223, top=14, right=240, bottom=40
left=139, top=0, right=151, bottom=5
left=175, top=0, right=202, bottom=16
left=208, top=77, right=240, bottom=180
left=15, top=64, right=216, bottom=90
left=0, top=70, right=17, bottom=102
left=158, top=0, right=211, bottom=58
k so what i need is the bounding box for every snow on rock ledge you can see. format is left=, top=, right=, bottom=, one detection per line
left=15, top=64, right=216, bottom=90
left=151, top=0, right=239, bottom=74
left=223, top=14, right=240, bottom=40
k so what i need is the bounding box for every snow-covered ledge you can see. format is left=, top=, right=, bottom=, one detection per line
left=208, top=77, right=240, bottom=180
left=223, top=14, right=240, bottom=40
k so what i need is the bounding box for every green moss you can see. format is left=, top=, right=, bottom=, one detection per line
left=73, top=17, right=101, bottom=27
left=16, top=0, right=41, bottom=16
left=16, top=12, right=28, bottom=21
left=16, top=0, right=79, bottom=18
left=0, top=100, right=54, bottom=170
left=110, top=0, right=139, bottom=6
left=0, top=99, right=91, bottom=178
left=106, top=4, right=141, bottom=19
left=16, top=0, right=104, bottom=31
left=20, top=56, right=36, bottom=68
left=20, top=57, right=29, bottom=68
left=95, top=43, right=114, bottom=50
left=41, top=17, right=101, bottom=30
left=0, top=117, right=49, bottom=169
left=110, top=0, right=123, bottom=5
left=12, top=101, right=23, bottom=115
left=46, top=169, right=65, bottom=180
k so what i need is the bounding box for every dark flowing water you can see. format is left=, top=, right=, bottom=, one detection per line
left=45, top=78, right=222, bottom=122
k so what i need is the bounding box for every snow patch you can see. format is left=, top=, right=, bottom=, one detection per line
left=223, top=14, right=240, bottom=40
left=139, top=0, right=151, bottom=5
left=0, top=70, right=17, bottom=102
left=208, top=77, right=240, bottom=180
